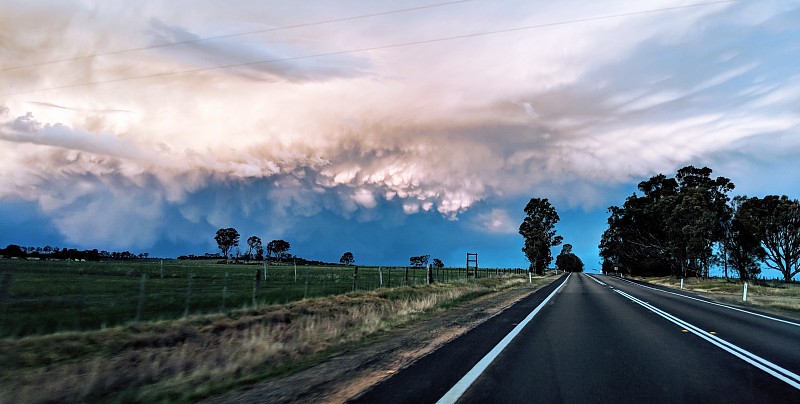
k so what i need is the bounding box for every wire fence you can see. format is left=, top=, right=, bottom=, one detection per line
left=0, top=259, right=526, bottom=337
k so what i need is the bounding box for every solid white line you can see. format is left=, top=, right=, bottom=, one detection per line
left=436, top=274, right=572, bottom=404
left=614, top=289, right=800, bottom=389
left=610, top=276, right=800, bottom=327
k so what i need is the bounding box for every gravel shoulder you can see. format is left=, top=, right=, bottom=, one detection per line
left=204, top=279, right=554, bottom=403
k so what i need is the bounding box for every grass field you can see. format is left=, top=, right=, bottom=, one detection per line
left=0, top=268, right=549, bottom=403
left=0, top=259, right=522, bottom=337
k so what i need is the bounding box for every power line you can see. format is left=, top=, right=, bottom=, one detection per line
left=1, top=0, right=475, bottom=72
left=2, top=0, right=738, bottom=96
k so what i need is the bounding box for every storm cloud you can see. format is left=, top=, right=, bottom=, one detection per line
left=1, top=0, right=798, bottom=266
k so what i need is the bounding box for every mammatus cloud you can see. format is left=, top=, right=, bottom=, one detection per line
left=1, top=1, right=799, bottom=254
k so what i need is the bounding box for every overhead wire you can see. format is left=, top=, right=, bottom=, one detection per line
left=1, top=0, right=739, bottom=96
left=1, top=0, right=475, bottom=72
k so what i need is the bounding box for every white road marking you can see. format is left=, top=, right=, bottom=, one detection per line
left=614, top=288, right=800, bottom=390
left=436, top=274, right=572, bottom=404
left=609, top=276, right=800, bottom=327
left=585, top=274, right=607, bottom=286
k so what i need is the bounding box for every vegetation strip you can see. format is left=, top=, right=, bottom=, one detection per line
left=0, top=276, right=538, bottom=403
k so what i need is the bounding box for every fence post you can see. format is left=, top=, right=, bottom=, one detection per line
left=304, top=265, right=310, bottom=298
left=379, top=267, right=384, bottom=287
left=352, top=265, right=359, bottom=292
left=135, top=273, right=147, bottom=323
left=388, top=266, right=392, bottom=288
left=0, top=272, right=13, bottom=322
left=222, top=270, right=229, bottom=310
left=183, top=271, right=193, bottom=318
left=160, top=260, right=164, bottom=279
left=253, top=268, right=262, bottom=307
left=427, top=264, right=433, bottom=285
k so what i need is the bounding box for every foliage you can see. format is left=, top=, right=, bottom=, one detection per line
left=339, top=251, right=355, bottom=266
left=432, top=258, right=444, bottom=269
left=599, top=166, right=734, bottom=278
left=409, top=255, right=429, bottom=267
left=555, top=244, right=584, bottom=273
left=722, top=196, right=766, bottom=281
left=266, top=239, right=291, bottom=261
left=246, top=236, right=263, bottom=261
left=740, top=195, right=800, bottom=282
left=519, top=198, right=562, bottom=275
left=214, top=228, right=240, bottom=263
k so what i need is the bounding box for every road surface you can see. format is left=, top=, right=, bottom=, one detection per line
left=350, top=273, right=800, bottom=403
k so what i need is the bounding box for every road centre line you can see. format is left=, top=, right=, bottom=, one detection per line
left=614, top=288, right=800, bottom=390
left=436, top=274, right=572, bottom=404
left=611, top=276, right=800, bottom=327
left=585, top=274, right=606, bottom=286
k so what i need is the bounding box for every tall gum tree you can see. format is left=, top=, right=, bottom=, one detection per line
left=519, top=198, right=562, bottom=275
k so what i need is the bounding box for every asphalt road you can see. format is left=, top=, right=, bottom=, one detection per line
left=350, top=273, right=800, bottom=403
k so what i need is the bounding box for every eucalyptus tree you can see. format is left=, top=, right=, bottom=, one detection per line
left=519, top=198, right=562, bottom=275
left=745, top=195, right=800, bottom=282
left=215, top=228, right=240, bottom=263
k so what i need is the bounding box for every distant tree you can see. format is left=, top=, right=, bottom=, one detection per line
left=246, top=236, right=263, bottom=261
left=340, top=251, right=355, bottom=266
left=745, top=195, right=800, bottom=283
left=409, top=255, right=429, bottom=267
left=255, top=245, right=265, bottom=261
left=215, top=228, right=240, bottom=263
left=555, top=244, right=584, bottom=273
left=267, top=239, right=291, bottom=262
left=432, top=258, right=444, bottom=269
left=1, top=244, right=25, bottom=258
left=519, top=198, right=562, bottom=275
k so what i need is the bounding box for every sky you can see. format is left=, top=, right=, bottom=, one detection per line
left=1, top=0, right=799, bottom=274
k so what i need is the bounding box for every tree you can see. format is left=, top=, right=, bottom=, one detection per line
left=432, top=258, right=444, bottom=269
left=409, top=255, right=429, bottom=267
left=246, top=236, right=262, bottom=261
left=555, top=244, right=584, bottom=273
left=722, top=196, right=765, bottom=281
left=519, top=198, right=562, bottom=275
left=746, top=195, right=800, bottom=283
left=267, top=239, right=291, bottom=262
left=215, top=228, right=240, bottom=263
left=340, top=251, right=355, bottom=266
left=599, top=166, right=734, bottom=278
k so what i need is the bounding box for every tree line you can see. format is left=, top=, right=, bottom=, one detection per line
left=0, top=244, right=149, bottom=261
left=599, top=166, right=800, bottom=282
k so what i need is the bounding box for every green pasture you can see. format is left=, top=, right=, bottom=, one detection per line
left=0, top=259, right=515, bottom=337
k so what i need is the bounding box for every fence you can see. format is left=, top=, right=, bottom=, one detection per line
left=0, top=259, right=524, bottom=337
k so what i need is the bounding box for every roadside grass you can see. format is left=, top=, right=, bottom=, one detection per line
left=639, top=276, right=800, bottom=316
left=0, top=274, right=553, bottom=403
left=0, top=259, right=498, bottom=337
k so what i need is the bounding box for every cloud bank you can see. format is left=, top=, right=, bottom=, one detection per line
left=1, top=0, right=799, bottom=263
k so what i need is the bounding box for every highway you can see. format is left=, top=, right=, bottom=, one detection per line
left=350, top=273, right=800, bottom=403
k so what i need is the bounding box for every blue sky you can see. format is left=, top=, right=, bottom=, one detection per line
left=1, top=1, right=799, bottom=276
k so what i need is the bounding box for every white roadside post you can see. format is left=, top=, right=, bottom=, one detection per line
left=743, top=282, right=748, bottom=302
left=379, top=267, right=383, bottom=287
left=680, top=278, right=684, bottom=290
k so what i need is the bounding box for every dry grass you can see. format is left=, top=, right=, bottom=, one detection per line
left=640, top=276, right=800, bottom=317
left=0, top=276, right=534, bottom=403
